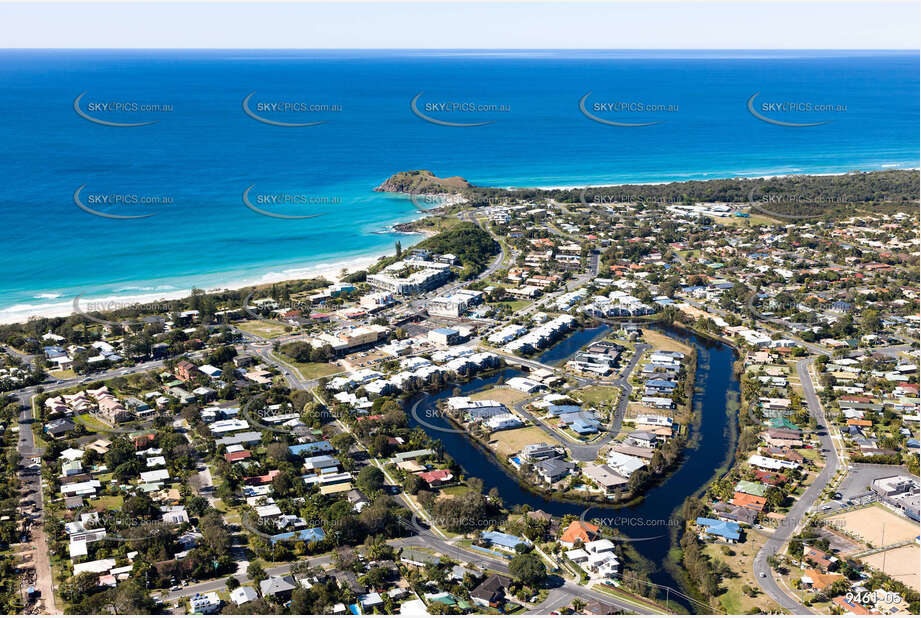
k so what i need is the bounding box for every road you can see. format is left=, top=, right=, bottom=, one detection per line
left=510, top=343, right=649, bottom=462
left=752, top=357, right=841, bottom=613
left=13, top=386, right=58, bottom=613
left=8, top=216, right=635, bottom=613
left=161, top=522, right=662, bottom=615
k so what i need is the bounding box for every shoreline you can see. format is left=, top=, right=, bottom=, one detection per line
left=0, top=252, right=387, bottom=326
left=502, top=165, right=919, bottom=191
left=3, top=165, right=915, bottom=326
left=0, top=197, right=458, bottom=326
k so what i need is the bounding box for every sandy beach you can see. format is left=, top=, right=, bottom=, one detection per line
left=0, top=253, right=384, bottom=326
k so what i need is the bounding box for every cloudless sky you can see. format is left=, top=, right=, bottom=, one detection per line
left=0, top=1, right=917, bottom=49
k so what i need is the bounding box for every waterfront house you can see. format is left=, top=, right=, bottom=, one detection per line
left=415, top=469, right=453, bottom=488
left=695, top=517, right=741, bottom=543
left=560, top=520, right=600, bottom=548
left=534, top=458, right=575, bottom=484
left=582, top=464, right=630, bottom=493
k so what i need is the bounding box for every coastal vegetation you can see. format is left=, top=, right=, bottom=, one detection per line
left=467, top=169, right=921, bottom=219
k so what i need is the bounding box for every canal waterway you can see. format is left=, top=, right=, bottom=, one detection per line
left=405, top=324, right=739, bottom=611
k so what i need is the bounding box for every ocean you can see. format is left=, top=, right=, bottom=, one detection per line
left=0, top=49, right=917, bottom=323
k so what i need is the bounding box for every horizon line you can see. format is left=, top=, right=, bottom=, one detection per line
left=2, top=47, right=918, bottom=51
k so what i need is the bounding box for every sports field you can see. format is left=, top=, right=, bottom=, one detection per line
left=826, top=504, right=918, bottom=546
left=861, top=545, right=920, bottom=591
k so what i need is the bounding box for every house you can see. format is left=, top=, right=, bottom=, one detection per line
left=748, top=454, right=799, bottom=471
left=832, top=596, right=870, bottom=615
left=416, top=469, right=454, bottom=488
left=627, top=430, right=658, bottom=448
left=641, top=396, right=674, bottom=409
left=224, top=450, right=252, bottom=463
left=802, top=545, right=837, bottom=571
left=229, top=586, right=259, bottom=606
left=519, top=443, right=564, bottom=462
left=695, top=517, right=741, bottom=543
left=480, top=530, right=530, bottom=551
left=734, top=480, right=768, bottom=497
left=399, top=599, right=430, bottom=615
left=505, top=376, right=546, bottom=393
left=534, top=458, right=575, bottom=484
left=582, top=464, right=629, bottom=492
left=189, top=592, right=221, bottom=614
left=270, top=527, right=326, bottom=545
left=764, top=428, right=803, bottom=448
left=175, top=360, right=198, bottom=382
left=711, top=501, right=758, bottom=526
left=260, top=575, right=297, bottom=599
left=731, top=492, right=767, bottom=512
left=801, top=569, right=843, bottom=592
left=560, top=520, right=600, bottom=548
left=198, top=364, right=222, bottom=378
left=45, top=418, right=76, bottom=438
left=470, top=574, right=512, bottom=607
left=606, top=451, right=646, bottom=477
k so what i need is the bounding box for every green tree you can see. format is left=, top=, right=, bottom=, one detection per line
left=509, top=553, right=546, bottom=588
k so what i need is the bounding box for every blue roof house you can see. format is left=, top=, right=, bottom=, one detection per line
left=481, top=531, right=530, bottom=550
left=695, top=517, right=741, bottom=543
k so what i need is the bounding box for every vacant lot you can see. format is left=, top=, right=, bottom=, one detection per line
left=471, top=386, right=532, bottom=406
left=826, top=504, right=918, bottom=546
left=861, top=545, right=920, bottom=590
left=572, top=385, right=621, bottom=407
left=703, top=535, right=782, bottom=614
left=487, top=425, right=559, bottom=459
left=235, top=319, right=291, bottom=338
left=271, top=353, right=340, bottom=380
left=641, top=328, right=692, bottom=355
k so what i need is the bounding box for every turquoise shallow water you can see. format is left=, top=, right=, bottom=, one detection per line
left=0, top=49, right=917, bottom=320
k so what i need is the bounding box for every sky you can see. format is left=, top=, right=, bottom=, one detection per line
left=0, top=1, right=917, bottom=49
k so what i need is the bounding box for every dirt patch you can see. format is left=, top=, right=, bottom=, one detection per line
left=470, top=386, right=532, bottom=406
left=487, top=426, right=561, bottom=459
left=641, top=328, right=692, bottom=355
left=825, top=504, right=918, bottom=546
left=860, top=545, right=920, bottom=591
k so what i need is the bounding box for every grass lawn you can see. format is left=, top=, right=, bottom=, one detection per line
left=49, top=369, right=77, bottom=379
left=470, top=386, right=531, bottom=406
left=235, top=319, right=292, bottom=339
left=702, top=536, right=782, bottom=614
left=271, top=353, right=340, bottom=380
left=90, top=495, right=124, bottom=510
left=486, top=426, right=560, bottom=458
left=641, top=328, right=692, bottom=355
left=797, top=447, right=821, bottom=462
left=572, top=385, right=621, bottom=407
left=492, top=300, right=533, bottom=312
left=74, top=413, right=115, bottom=431
left=439, top=485, right=474, bottom=497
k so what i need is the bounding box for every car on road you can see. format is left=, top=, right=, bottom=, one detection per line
left=169, top=585, right=180, bottom=591
left=759, top=572, right=766, bottom=578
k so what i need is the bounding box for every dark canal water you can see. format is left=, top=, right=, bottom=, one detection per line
left=536, top=323, right=612, bottom=366
left=405, top=324, right=739, bottom=611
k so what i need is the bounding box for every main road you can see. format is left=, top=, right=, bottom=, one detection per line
left=752, top=356, right=842, bottom=613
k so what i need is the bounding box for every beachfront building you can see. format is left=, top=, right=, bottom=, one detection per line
left=368, top=260, right=452, bottom=295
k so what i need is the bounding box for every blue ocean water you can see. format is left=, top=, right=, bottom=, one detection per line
left=0, top=49, right=917, bottom=321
